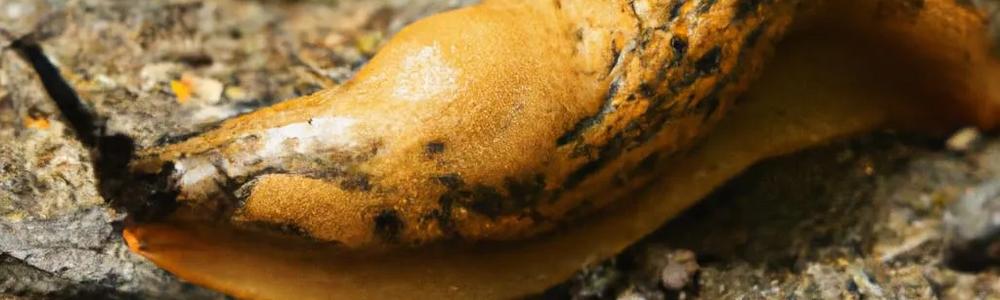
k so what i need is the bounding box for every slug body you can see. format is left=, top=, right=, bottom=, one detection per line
left=133, top=0, right=796, bottom=247
left=123, top=0, right=1000, bottom=298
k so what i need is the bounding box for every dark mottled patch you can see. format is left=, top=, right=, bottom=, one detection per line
left=556, top=79, right=622, bottom=146
left=425, top=141, right=445, bottom=155
left=670, top=71, right=700, bottom=93
left=373, top=209, right=404, bottom=242
left=434, top=174, right=547, bottom=221
left=696, top=91, right=722, bottom=121
left=631, top=27, right=760, bottom=154
left=607, top=41, right=622, bottom=75
left=743, top=23, right=766, bottom=49
left=361, top=139, right=384, bottom=158
left=434, top=173, right=464, bottom=190
left=339, top=173, right=371, bottom=191
left=505, top=174, right=546, bottom=202
left=467, top=186, right=507, bottom=219
left=638, top=83, right=655, bottom=98
left=435, top=193, right=457, bottom=236
left=733, top=0, right=764, bottom=21
left=564, top=135, right=626, bottom=189
left=670, top=36, right=689, bottom=66
left=697, top=0, right=719, bottom=13
left=694, top=46, right=723, bottom=75
left=669, top=0, right=686, bottom=20
left=630, top=97, right=678, bottom=147
left=668, top=45, right=722, bottom=93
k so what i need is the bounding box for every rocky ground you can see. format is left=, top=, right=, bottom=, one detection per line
left=548, top=132, right=1000, bottom=299
left=1, top=0, right=998, bottom=299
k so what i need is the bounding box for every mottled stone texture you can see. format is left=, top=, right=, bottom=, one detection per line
left=1, top=42, right=222, bottom=299
left=551, top=134, right=1000, bottom=299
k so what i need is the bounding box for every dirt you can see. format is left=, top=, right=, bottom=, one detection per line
left=1, top=0, right=998, bottom=299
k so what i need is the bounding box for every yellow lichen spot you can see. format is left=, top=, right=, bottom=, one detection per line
left=23, top=115, right=50, bottom=130
left=356, top=31, right=383, bottom=56
left=4, top=211, right=25, bottom=222
left=224, top=86, right=247, bottom=101
left=836, top=258, right=851, bottom=267
left=171, top=79, right=192, bottom=104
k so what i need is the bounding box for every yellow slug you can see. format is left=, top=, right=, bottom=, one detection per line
left=123, top=0, right=1000, bottom=299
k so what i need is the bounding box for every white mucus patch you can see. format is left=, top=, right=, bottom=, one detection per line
left=392, top=44, right=460, bottom=102
left=257, top=116, right=358, bottom=158
left=173, top=157, right=223, bottom=197
left=179, top=161, right=220, bottom=187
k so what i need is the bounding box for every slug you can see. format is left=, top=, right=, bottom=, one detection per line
left=130, top=0, right=800, bottom=248
left=123, top=0, right=1000, bottom=299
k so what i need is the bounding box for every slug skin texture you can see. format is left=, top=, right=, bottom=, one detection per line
left=125, top=0, right=1000, bottom=299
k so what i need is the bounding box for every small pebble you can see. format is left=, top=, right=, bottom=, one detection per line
left=181, top=73, right=224, bottom=104
left=946, top=127, right=981, bottom=152
left=944, top=179, right=1000, bottom=271
left=660, top=250, right=699, bottom=290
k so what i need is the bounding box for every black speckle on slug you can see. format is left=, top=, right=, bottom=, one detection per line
left=669, top=46, right=726, bottom=93
left=607, top=41, right=623, bottom=75
left=466, top=186, right=507, bottom=219
left=557, top=78, right=622, bottom=147
left=432, top=173, right=549, bottom=222
left=743, top=23, right=766, bottom=49
left=696, top=91, right=723, bottom=121
left=563, top=134, right=626, bottom=189
left=639, top=83, right=655, bottom=98
left=373, top=209, right=405, bottom=242
left=433, top=192, right=458, bottom=236
left=695, top=46, right=724, bottom=76
left=668, top=0, right=686, bottom=20
left=425, top=141, right=446, bottom=156
left=434, top=173, right=465, bottom=190
left=698, top=0, right=719, bottom=13
left=670, top=36, right=689, bottom=67
left=504, top=174, right=547, bottom=203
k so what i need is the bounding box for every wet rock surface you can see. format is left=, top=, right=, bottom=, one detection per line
left=2, top=0, right=999, bottom=299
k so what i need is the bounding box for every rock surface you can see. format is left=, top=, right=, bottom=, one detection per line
left=1, top=22, right=222, bottom=299
left=550, top=134, right=1000, bottom=299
